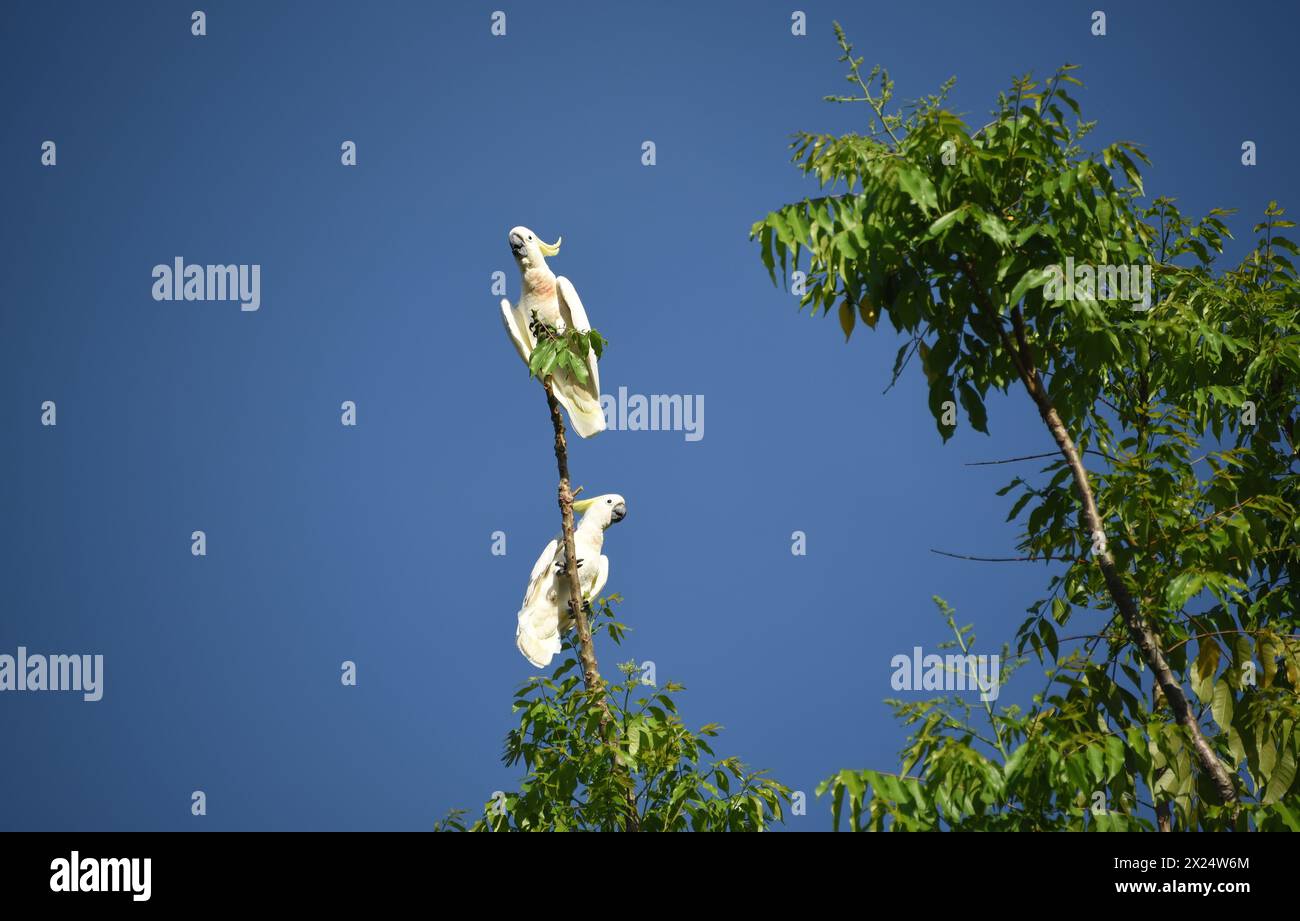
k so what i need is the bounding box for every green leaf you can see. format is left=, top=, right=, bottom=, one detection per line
left=1040, top=619, right=1059, bottom=661
left=1263, top=746, right=1297, bottom=805
left=1210, top=679, right=1234, bottom=732
left=958, top=380, right=988, bottom=433
left=1192, top=639, right=1220, bottom=704
left=839, top=299, right=855, bottom=342
left=925, top=206, right=968, bottom=239
left=974, top=209, right=1011, bottom=248
left=1104, top=736, right=1126, bottom=780
left=1274, top=800, right=1300, bottom=831
left=1086, top=744, right=1105, bottom=783
left=1165, top=571, right=1203, bottom=611
left=896, top=166, right=938, bottom=215
left=1008, top=266, right=1056, bottom=306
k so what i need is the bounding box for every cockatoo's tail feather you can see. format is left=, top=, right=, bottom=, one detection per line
left=551, top=387, right=606, bottom=438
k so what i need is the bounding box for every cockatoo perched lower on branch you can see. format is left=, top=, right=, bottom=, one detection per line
left=499, top=226, right=606, bottom=438
left=516, top=494, right=627, bottom=668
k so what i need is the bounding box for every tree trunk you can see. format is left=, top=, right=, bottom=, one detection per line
left=961, top=259, right=1238, bottom=808
left=1002, top=304, right=1238, bottom=807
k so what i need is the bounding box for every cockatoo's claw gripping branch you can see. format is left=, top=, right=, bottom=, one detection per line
left=543, top=378, right=640, bottom=831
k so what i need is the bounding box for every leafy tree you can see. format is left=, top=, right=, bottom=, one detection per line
left=437, top=599, right=790, bottom=831
left=754, top=25, right=1299, bottom=830
left=440, top=328, right=790, bottom=832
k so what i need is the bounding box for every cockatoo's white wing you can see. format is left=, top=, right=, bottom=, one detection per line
left=523, top=538, right=559, bottom=606
left=556, top=276, right=591, bottom=330
left=552, top=276, right=605, bottom=438
left=500, top=298, right=531, bottom=365
left=589, top=555, right=610, bottom=602
left=517, top=538, right=562, bottom=668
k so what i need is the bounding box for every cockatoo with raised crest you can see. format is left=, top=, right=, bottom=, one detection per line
left=516, top=494, right=627, bottom=668
left=500, top=226, right=606, bottom=438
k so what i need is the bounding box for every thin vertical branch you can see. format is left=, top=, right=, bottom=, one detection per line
left=546, top=383, right=603, bottom=694
left=543, top=380, right=640, bottom=831
left=946, top=611, right=1007, bottom=760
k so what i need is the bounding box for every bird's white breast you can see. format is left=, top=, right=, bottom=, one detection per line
left=520, top=269, right=564, bottom=330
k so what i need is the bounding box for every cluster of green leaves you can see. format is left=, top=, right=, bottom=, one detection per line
left=823, top=600, right=1300, bottom=831
left=758, top=25, right=1299, bottom=830
left=436, top=598, right=790, bottom=831
left=527, top=312, right=606, bottom=386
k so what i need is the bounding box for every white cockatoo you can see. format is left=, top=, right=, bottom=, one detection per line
left=516, top=494, right=627, bottom=668
left=499, top=226, right=606, bottom=438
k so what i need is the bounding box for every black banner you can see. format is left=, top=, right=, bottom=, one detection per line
left=0, top=831, right=1273, bottom=907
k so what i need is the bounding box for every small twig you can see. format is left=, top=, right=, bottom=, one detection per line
left=964, top=448, right=1118, bottom=466
left=930, top=548, right=1078, bottom=564
left=882, top=335, right=923, bottom=395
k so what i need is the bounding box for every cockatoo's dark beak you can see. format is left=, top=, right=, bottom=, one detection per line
left=611, top=502, right=626, bottom=523
left=509, top=232, right=525, bottom=255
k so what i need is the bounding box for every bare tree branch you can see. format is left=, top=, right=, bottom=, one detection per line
left=930, top=549, right=1076, bottom=563
left=963, top=449, right=1116, bottom=466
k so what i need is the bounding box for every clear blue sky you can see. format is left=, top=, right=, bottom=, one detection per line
left=2, top=1, right=1295, bottom=830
